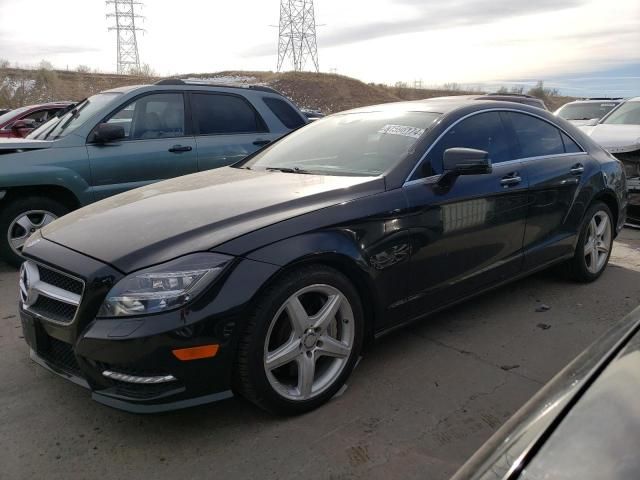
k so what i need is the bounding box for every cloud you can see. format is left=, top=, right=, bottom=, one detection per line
left=242, top=0, right=586, bottom=57
left=1, top=42, right=101, bottom=59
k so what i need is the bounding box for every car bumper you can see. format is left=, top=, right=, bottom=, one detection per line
left=20, top=306, right=235, bottom=413
left=20, top=234, right=280, bottom=413
left=626, top=180, right=640, bottom=228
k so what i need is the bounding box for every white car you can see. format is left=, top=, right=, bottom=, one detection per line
left=555, top=98, right=622, bottom=126
left=580, top=97, right=640, bottom=226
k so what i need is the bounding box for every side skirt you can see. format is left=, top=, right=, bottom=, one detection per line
left=374, top=253, right=574, bottom=340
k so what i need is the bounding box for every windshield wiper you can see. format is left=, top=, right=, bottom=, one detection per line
left=266, top=167, right=313, bottom=174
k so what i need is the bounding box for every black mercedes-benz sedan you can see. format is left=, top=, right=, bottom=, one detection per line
left=18, top=97, right=627, bottom=414
left=451, top=304, right=640, bottom=480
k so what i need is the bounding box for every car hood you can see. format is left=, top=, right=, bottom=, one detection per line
left=41, top=167, right=385, bottom=273
left=0, top=138, right=53, bottom=153
left=583, top=124, right=640, bottom=153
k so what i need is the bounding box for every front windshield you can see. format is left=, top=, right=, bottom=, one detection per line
left=0, top=106, right=29, bottom=126
left=28, top=92, right=121, bottom=140
left=243, top=110, right=441, bottom=176
left=557, top=102, right=619, bottom=121
left=602, top=101, right=640, bottom=125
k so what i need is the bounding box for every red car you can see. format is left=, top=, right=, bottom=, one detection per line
left=0, top=101, right=74, bottom=138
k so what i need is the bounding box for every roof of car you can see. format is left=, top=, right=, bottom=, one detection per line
left=339, top=96, right=548, bottom=116
left=18, top=101, right=75, bottom=110
left=565, top=99, right=624, bottom=104
left=102, top=81, right=284, bottom=96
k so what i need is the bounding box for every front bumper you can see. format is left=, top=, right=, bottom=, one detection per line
left=20, top=306, right=235, bottom=413
left=626, top=178, right=640, bottom=228
left=19, top=234, right=280, bottom=413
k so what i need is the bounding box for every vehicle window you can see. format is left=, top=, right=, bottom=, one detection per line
left=507, top=112, right=565, bottom=158
left=556, top=102, right=618, bottom=121
left=106, top=93, right=185, bottom=140
left=421, top=112, right=511, bottom=177
left=22, top=109, right=50, bottom=125
left=43, top=93, right=121, bottom=140
left=244, top=111, right=440, bottom=176
left=0, top=106, right=29, bottom=128
left=192, top=93, right=266, bottom=135
left=263, top=97, right=306, bottom=129
left=561, top=132, right=583, bottom=153
left=602, top=101, right=640, bottom=125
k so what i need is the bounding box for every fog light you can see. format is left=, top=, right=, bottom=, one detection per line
left=102, top=370, right=177, bottom=384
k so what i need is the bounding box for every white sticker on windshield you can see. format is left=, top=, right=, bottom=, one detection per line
left=378, top=124, right=425, bottom=139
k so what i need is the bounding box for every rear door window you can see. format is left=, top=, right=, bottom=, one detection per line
left=191, top=93, right=267, bottom=135
left=506, top=112, right=565, bottom=158
left=561, top=132, right=583, bottom=153
left=263, top=97, right=306, bottom=129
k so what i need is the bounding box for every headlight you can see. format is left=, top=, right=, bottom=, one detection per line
left=97, top=253, right=233, bottom=318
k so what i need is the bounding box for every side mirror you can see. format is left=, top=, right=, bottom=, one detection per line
left=90, top=123, right=125, bottom=144
left=443, top=148, right=492, bottom=175
left=585, top=118, right=599, bottom=126
left=11, top=119, right=36, bottom=131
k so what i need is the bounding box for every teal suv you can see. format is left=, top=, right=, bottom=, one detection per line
left=0, top=80, right=307, bottom=266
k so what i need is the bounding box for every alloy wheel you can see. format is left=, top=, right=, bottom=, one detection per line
left=264, top=284, right=355, bottom=401
left=584, top=210, right=611, bottom=274
left=7, top=210, right=57, bottom=256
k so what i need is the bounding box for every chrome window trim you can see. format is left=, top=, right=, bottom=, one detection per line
left=21, top=260, right=85, bottom=326
left=403, top=107, right=588, bottom=185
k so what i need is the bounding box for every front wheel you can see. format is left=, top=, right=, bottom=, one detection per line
left=565, top=202, right=613, bottom=282
left=234, top=265, right=364, bottom=415
left=0, top=196, right=69, bottom=267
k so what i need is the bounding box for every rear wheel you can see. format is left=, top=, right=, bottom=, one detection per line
left=234, top=265, right=364, bottom=415
left=565, top=202, right=613, bottom=282
left=0, top=196, right=68, bottom=267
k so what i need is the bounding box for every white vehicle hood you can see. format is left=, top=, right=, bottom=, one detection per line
left=583, top=124, right=640, bottom=153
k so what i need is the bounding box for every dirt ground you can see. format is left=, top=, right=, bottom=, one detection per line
left=1, top=229, right=639, bottom=480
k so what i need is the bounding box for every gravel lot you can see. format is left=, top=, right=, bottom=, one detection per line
left=1, top=229, right=639, bottom=480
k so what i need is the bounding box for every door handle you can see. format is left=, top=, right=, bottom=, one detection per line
left=253, top=139, right=271, bottom=146
left=500, top=174, right=522, bottom=186
left=570, top=164, right=585, bottom=175
left=168, top=145, right=192, bottom=153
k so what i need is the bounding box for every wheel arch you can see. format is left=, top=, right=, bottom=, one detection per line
left=591, top=188, right=620, bottom=234
left=244, top=251, right=381, bottom=346
left=0, top=185, right=82, bottom=212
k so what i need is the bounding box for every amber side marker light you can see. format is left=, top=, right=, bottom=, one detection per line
left=172, top=344, right=219, bottom=361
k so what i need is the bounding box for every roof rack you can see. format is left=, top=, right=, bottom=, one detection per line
left=154, top=78, right=282, bottom=95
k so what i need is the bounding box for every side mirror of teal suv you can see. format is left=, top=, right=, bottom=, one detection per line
left=0, top=80, right=308, bottom=266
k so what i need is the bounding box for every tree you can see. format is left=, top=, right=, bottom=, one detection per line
left=528, top=80, right=559, bottom=100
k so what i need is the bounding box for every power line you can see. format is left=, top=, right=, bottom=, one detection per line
left=277, top=0, right=319, bottom=73
left=106, top=0, right=145, bottom=74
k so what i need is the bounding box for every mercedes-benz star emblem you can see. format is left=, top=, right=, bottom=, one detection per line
left=19, top=262, right=38, bottom=307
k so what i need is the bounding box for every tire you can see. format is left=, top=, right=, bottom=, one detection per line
left=565, top=201, right=614, bottom=283
left=0, top=196, right=69, bottom=267
left=234, top=265, right=364, bottom=415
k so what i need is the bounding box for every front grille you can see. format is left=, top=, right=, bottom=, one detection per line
left=38, top=336, right=82, bottom=377
left=37, top=265, right=84, bottom=295
left=21, top=261, right=84, bottom=325
left=614, top=150, right=640, bottom=180
left=30, top=296, right=77, bottom=324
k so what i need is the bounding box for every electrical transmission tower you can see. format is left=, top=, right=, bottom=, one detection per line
left=106, top=0, right=144, bottom=74
left=277, top=0, right=319, bottom=73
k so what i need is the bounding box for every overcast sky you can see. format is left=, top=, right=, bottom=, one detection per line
left=0, top=0, right=638, bottom=94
